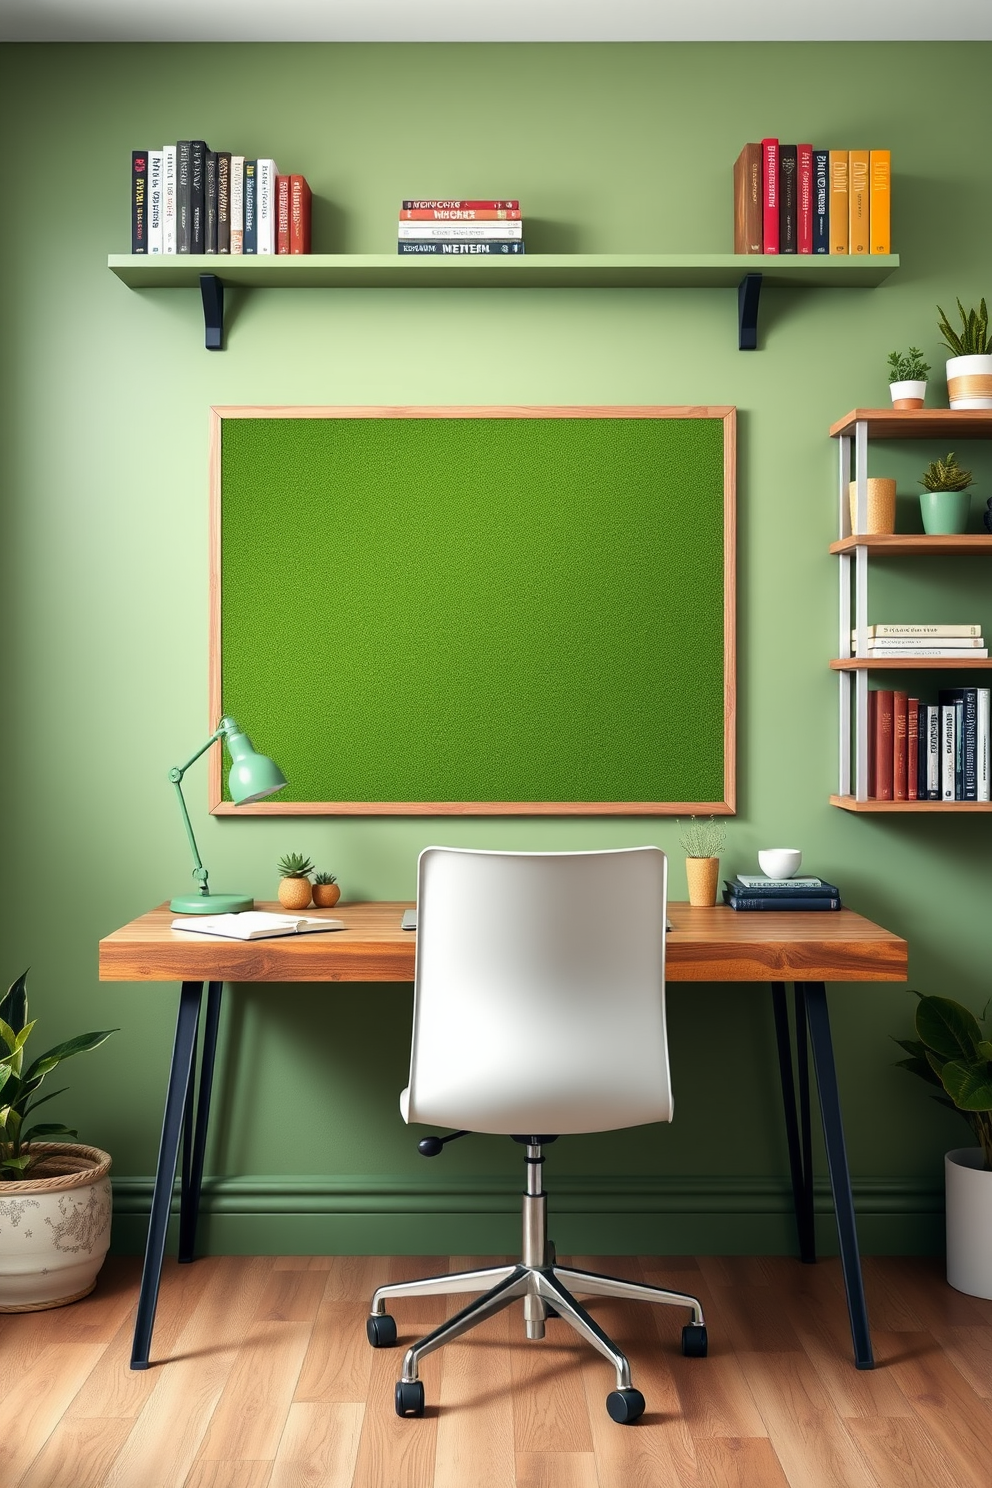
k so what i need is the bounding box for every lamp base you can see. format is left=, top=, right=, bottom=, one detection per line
left=169, top=893, right=254, bottom=915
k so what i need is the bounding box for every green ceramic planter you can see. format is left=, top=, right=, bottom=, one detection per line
left=919, top=490, right=972, bottom=535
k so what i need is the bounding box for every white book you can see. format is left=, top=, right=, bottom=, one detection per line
left=941, top=705, right=957, bottom=800
left=172, top=912, right=345, bottom=940
left=853, top=624, right=983, bottom=638
left=866, top=647, right=988, bottom=659
left=397, top=222, right=524, bottom=239
left=256, top=158, right=279, bottom=253
left=927, top=705, right=940, bottom=797
left=230, top=155, right=245, bottom=253
left=162, top=145, right=177, bottom=254
left=735, top=875, right=828, bottom=889
left=148, top=149, right=164, bottom=253
left=855, top=636, right=985, bottom=651
left=979, top=689, right=991, bottom=801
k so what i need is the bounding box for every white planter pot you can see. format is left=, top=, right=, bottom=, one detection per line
left=0, top=1144, right=112, bottom=1312
left=945, top=1147, right=992, bottom=1298
left=946, top=355, right=992, bottom=410
left=889, top=380, right=926, bottom=410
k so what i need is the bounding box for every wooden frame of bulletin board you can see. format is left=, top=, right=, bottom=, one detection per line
left=208, top=406, right=736, bottom=816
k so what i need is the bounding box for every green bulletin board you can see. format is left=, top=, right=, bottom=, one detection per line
left=209, top=406, right=735, bottom=815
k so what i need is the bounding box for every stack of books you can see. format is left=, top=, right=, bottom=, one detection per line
left=868, top=687, right=991, bottom=801
left=397, top=200, right=525, bottom=256
left=733, top=142, right=890, bottom=255
left=853, top=623, right=987, bottom=660
left=724, top=875, right=842, bottom=911
left=131, top=146, right=312, bottom=255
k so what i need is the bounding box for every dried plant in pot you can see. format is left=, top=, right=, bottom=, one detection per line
left=678, top=817, right=727, bottom=908
left=0, top=972, right=116, bottom=1311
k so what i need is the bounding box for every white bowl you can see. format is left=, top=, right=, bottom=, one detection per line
left=757, top=848, right=802, bottom=880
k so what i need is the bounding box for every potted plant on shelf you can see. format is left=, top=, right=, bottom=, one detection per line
left=0, top=971, right=116, bottom=1311
left=678, top=817, right=727, bottom=908
left=312, top=871, right=340, bottom=908
left=937, top=298, right=992, bottom=409
left=886, top=347, right=930, bottom=409
left=277, top=852, right=314, bottom=909
left=894, top=992, right=992, bottom=1298
left=918, top=452, right=974, bottom=535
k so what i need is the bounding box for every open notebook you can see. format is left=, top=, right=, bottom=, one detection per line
left=172, top=912, right=345, bottom=941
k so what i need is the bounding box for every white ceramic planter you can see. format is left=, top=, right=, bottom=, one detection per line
left=889, top=380, right=926, bottom=410
left=946, top=355, right=992, bottom=410
left=945, top=1147, right=992, bottom=1298
left=0, top=1144, right=112, bottom=1312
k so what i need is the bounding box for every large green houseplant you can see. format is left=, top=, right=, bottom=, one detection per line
left=0, top=971, right=117, bottom=1310
left=895, top=992, right=992, bottom=1298
left=937, top=298, right=992, bottom=410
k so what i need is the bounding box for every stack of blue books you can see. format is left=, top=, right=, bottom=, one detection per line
left=723, top=874, right=842, bottom=911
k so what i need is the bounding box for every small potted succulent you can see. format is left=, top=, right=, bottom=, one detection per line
left=312, top=871, right=340, bottom=908
left=678, top=817, right=727, bottom=908
left=0, top=971, right=116, bottom=1311
left=918, top=452, right=974, bottom=535
left=894, top=992, right=992, bottom=1297
left=937, top=298, right=992, bottom=409
left=277, top=852, right=314, bottom=909
left=886, top=347, right=930, bottom=409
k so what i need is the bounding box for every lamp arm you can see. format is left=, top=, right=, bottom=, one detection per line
left=169, top=724, right=229, bottom=896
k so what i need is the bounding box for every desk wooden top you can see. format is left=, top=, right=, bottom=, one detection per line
left=99, top=902, right=907, bottom=985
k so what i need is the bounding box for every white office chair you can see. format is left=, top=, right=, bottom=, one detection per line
left=366, top=846, right=707, bottom=1424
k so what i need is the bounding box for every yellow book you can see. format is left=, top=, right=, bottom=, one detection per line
left=829, top=150, right=849, bottom=253
left=870, top=149, right=891, bottom=254
left=848, top=149, right=870, bottom=254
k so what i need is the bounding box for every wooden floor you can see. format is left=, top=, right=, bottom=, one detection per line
left=4, top=1252, right=992, bottom=1488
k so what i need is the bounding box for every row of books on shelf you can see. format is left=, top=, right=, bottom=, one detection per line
left=868, top=687, right=991, bottom=801
left=130, top=146, right=312, bottom=255
left=723, top=875, right=842, bottom=912
left=733, top=142, right=890, bottom=256
left=397, top=199, right=526, bottom=255
left=852, top=623, right=987, bottom=660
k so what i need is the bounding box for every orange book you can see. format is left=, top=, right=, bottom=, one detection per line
left=829, top=151, right=849, bottom=253
left=848, top=149, right=870, bottom=255
left=870, top=149, right=891, bottom=254
left=893, top=691, right=908, bottom=799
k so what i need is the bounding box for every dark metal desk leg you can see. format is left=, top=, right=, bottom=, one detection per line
left=771, top=983, right=816, bottom=1262
left=802, top=981, right=875, bottom=1370
left=794, top=986, right=815, bottom=1261
left=179, top=981, right=223, bottom=1264
left=130, top=980, right=203, bottom=1370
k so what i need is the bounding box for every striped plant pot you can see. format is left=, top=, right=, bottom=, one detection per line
left=946, top=355, right=992, bottom=410
left=0, top=1144, right=112, bottom=1312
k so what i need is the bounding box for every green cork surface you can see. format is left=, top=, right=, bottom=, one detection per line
left=220, top=415, right=727, bottom=805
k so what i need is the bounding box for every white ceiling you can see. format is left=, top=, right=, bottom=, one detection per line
left=2, top=0, right=991, bottom=43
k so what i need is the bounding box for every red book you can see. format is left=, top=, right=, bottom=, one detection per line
left=762, top=139, right=779, bottom=253
left=797, top=144, right=813, bottom=253
left=875, top=689, right=894, bottom=800
left=290, top=176, right=311, bottom=254
left=400, top=208, right=522, bottom=221
left=907, top=697, right=919, bottom=801
left=867, top=689, right=877, bottom=797
left=893, top=691, right=908, bottom=799
left=276, top=175, right=290, bottom=254
left=402, top=199, right=518, bottom=210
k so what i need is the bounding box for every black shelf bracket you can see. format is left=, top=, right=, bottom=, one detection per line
left=738, top=272, right=762, bottom=351
left=199, top=274, right=224, bottom=350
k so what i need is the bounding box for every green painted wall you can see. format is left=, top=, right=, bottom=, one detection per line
left=1, top=41, right=989, bottom=1257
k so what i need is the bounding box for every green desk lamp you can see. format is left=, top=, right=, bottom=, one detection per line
left=169, top=716, right=287, bottom=914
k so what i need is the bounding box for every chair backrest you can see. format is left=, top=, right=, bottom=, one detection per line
left=405, top=846, right=672, bottom=1135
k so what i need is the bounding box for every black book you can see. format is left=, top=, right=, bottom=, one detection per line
left=724, top=890, right=841, bottom=911
left=205, top=151, right=218, bottom=253
left=190, top=140, right=208, bottom=252
left=940, top=687, right=978, bottom=800
left=917, top=701, right=927, bottom=800
left=176, top=141, right=191, bottom=252
left=243, top=160, right=257, bottom=254
left=779, top=145, right=797, bottom=254
left=131, top=150, right=148, bottom=253
left=217, top=152, right=231, bottom=254
left=813, top=149, right=830, bottom=254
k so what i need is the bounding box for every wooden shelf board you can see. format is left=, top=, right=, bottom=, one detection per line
left=830, top=534, right=992, bottom=556
left=108, top=252, right=900, bottom=291
left=830, top=408, right=992, bottom=439
left=830, top=794, right=992, bottom=812
left=831, top=657, right=992, bottom=670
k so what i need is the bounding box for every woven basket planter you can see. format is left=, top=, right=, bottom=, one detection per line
left=0, top=1143, right=112, bottom=1312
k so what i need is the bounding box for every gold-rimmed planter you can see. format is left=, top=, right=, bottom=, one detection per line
left=0, top=1143, right=112, bottom=1312
left=946, top=354, right=992, bottom=410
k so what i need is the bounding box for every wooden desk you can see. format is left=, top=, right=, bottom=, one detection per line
left=100, top=902, right=907, bottom=1372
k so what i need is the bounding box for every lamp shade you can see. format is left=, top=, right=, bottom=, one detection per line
left=224, top=724, right=287, bottom=805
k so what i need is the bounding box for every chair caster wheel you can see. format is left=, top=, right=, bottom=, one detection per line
left=606, top=1387, right=645, bottom=1424
left=682, top=1323, right=708, bottom=1357
left=395, top=1379, right=425, bottom=1417
left=367, top=1313, right=397, bottom=1347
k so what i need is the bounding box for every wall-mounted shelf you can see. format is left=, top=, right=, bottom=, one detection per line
left=830, top=795, right=992, bottom=813
left=831, top=409, right=992, bottom=440
left=831, top=657, right=992, bottom=671
left=830, top=534, right=992, bottom=557
left=107, top=252, right=899, bottom=351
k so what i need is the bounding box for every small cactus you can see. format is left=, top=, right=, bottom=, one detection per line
left=314, top=871, right=337, bottom=886
left=919, top=453, right=974, bottom=493
left=278, top=852, right=314, bottom=880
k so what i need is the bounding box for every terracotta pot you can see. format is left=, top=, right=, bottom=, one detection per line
left=685, top=857, right=720, bottom=907
left=889, top=379, right=926, bottom=410
left=278, top=877, right=312, bottom=910
left=848, top=478, right=896, bottom=535
left=312, top=882, right=341, bottom=908
left=0, top=1144, right=112, bottom=1312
